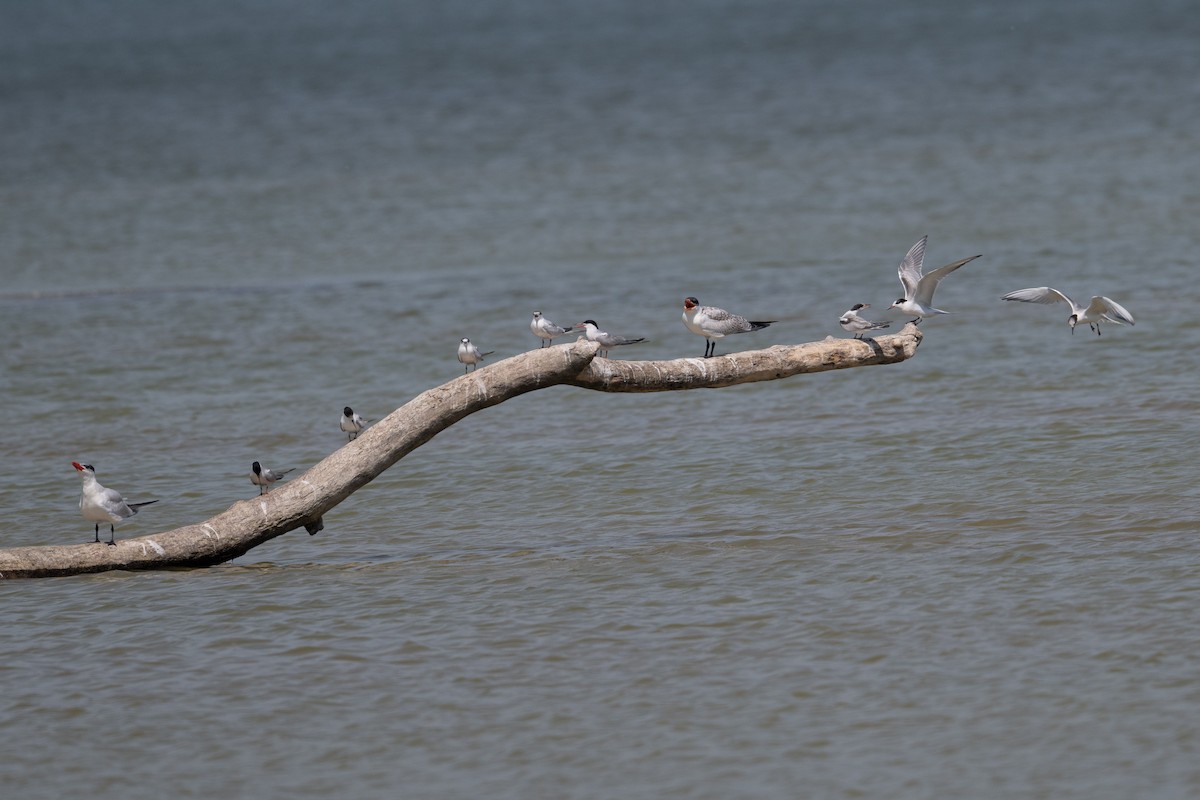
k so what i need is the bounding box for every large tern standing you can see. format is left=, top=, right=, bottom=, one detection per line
left=888, top=235, right=983, bottom=324
left=1000, top=287, right=1135, bottom=335
left=681, top=297, right=775, bottom=358
left=457, top=337, right=494, bottom=372
left=72, top=461, right=157, bottom=546
left=251, top=461, right=293, bottom=495
left=839, top=303, right=891, bottom=338
left=575, top=320, right=646, bottom=358
left=530, top=311, right=576, bottom=348
left=340, top=406, right=368, bottom=440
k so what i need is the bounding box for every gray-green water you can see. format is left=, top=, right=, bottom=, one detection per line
left=3, top=1, right=1198, bottom=797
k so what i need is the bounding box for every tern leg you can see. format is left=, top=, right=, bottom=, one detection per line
left=107, top=525, right=116, bottom=546
left=911, top=318, right=922, bottom=325
left=94, top=523, right=101, bottom=543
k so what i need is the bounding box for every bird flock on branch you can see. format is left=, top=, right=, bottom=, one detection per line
left=70, top=235, right=1134, bottom=545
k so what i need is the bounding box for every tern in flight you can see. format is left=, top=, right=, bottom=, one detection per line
left=888, top=235, right=982, bottom=324
left=1000, top=287, right=1134, bottom=335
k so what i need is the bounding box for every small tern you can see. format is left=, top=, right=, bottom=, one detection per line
left=340, top=406, right=368, bottom=440
left=72, top=461, right=158, bottom=546
left=888, top=235, right=983, bottom=324
left=251, top=461, right=293, bottom=495
left=839, top=303, right=891, bottom=338
left=457, top=337, right=494, bottom=373
left=1000, top=287, right=1135, bottom=335
left=575, top=319, right=646, bottom=358
left=681, top=297, right=775, bottom=358
left=530, top=311, right=576, bottom=348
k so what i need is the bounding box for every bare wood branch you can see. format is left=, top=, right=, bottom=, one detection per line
left=0, top=325, right=921, bottom=579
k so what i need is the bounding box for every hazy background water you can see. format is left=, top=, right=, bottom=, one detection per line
left=2, top=0, right=1199, bottom=797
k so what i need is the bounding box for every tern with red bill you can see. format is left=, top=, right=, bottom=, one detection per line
left=72, top=461, right=158, bottom=546
left=681, top=296, right=775, bottom=358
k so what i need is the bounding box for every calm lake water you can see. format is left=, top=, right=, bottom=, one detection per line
left=2, top=0, right=1198, bottom=797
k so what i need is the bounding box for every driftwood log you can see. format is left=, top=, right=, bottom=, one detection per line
left=0, top=326, right=922, bottom=579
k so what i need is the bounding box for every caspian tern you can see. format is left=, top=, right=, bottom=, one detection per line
left=681, top=297, right=775, bottom=357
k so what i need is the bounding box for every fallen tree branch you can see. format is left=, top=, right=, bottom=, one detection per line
left=0, top=325, right=921, bottom=579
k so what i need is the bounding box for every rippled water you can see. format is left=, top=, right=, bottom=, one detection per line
left=3, top=0, right=1199, bottom=797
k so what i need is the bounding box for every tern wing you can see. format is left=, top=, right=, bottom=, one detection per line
left=912, top=254, right=982, bottom=306
left=705, top=307, right=755, bottom=333
left=1090, top=296, right=1134, bottom=325
left=1000, top=286, right=1073, bottom=307
left=896, top=235, right=928, bottom=298
left=702, top=306, right=737, bottom=322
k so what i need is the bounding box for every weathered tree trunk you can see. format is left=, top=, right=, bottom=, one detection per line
left=0, top=326, right=921, bottom=579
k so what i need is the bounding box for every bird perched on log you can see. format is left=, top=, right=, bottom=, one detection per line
left=888, top=235, right=982, bottom=324
left=530, top=311, right=576, bottom=348
left=458, top=338, right=494, bottom=372
left=72, top=461, right=157, bottom=546
left=682, top=296, right=775, bottom=357
left=1000, top=287, right=1134, bottom=335
left=575, top=320, right=646, bottom=358
left=839, top=303, right=891, bottom=338
left=340, top=406, right=368, bottom=440
left=251, top=461, right=293, bottom=495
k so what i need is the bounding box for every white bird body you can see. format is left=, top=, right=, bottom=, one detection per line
left=73, top=461, right=157, bottom=545
left=1000, top=287, right=1134, bottom=335
left=530, top=311, right=575, bottom=348
left=682, top=297, right=774, bottom=357
left=839, top=303, right=891, bottom=338
left=458, top=337, right=494, bottom=372
left=340, top=406, right=368, bottom=440
left=888, top=235, right=982, bottom=323
left=251, top=461, right=293, bottom=495
left=576, top=320, right=645, bottom=358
